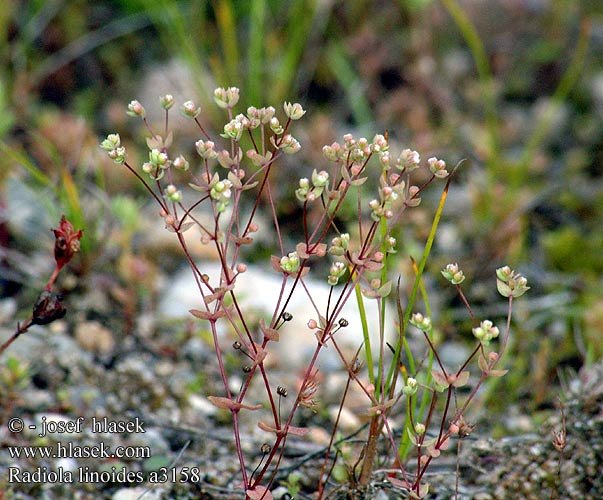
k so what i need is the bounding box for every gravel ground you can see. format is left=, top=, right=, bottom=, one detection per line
left=1, top=291, right=602, bottom=500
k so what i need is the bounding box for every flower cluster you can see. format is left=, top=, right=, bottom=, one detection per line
left=280, top=251, right=301, bottom=274
left=246, top=105, right=276, bottom=125
left=173, top=154, right=189, bottom=171
left=100, top=91, right=308, bottom=228
left=368, top=180, right=406, bottom=221
left=328, top=233, right=350, bottom=256
left=222, top=116, right=247, bottom=141
left=127, top=99, right=145, bottom=118
left=397, top=148, right=421, bottom=170
left=472, top=319, right=500, bottom=345
left=209, top=177, right=233, bottom=213
left=142, top=148, right=171, bottom=180
left=321, top=133, right=449, bottom=222
left=99, top=133, right=126, bottom=164
left=496, top=266, right=530, bottom=298
left=441, top=263, right=465, bottom=285
left=283, top=101, right=306, bottom=120
left=295, top=170, right=330, bottom=202
left=322, top=134, right=390, bottom=175
left=279, top=134, right=301, bottom=154
left=181, top=100, right=201, bottom=118
left=160, top=94, right=174, bottom=109
left=410, top=312, right=432, bottom=331
left=428, top=157, right=448, bottom=178
left=195, top=139, right=218, bottom=159
left=165, top=184, right=182, bottom=203
left=219, top=106, right=279, bottom=138
left=327, top=261, right=347, bottom=286
left=385, top=236, right=397, bottom=253
left=214, top=86, right=240, bottom=109
left=402, top=377, right=418, bottom=396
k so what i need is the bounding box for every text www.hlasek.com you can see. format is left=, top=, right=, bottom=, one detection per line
left=7, top=442, right=150, bottom=459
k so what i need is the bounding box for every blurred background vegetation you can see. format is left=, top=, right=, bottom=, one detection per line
left=1, top=0, right=602, bottom=429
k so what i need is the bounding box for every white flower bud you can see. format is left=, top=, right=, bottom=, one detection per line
left=127, top=100, right=146, bottom=118
left=283, top=101, right=306, bottom=120
left=159, top=94, right=174, bottom=109
left=181, top=100, right=201, bottom=118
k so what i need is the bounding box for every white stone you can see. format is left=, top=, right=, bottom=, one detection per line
left=112, top=487, right=162, bottom=500
left=159, top=262, right=393, bottom=371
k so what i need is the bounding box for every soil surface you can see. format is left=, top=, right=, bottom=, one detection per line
left=1, top=289, right=602, bottom=500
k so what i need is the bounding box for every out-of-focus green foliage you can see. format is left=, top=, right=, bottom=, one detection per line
left=113, top=0, right=335, bottom=124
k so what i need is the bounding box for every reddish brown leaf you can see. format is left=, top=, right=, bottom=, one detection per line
left=246, top=485, right=273, bottom=500
left=207, top=396, right=262, bottom=412
left=260, top=319, right=279, bottom=342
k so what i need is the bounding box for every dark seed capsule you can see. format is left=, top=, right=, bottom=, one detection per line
left=277, top=386, right=288, bottom=397
left=261, top=443, right=271, bottom=454
left=242, top=365, right=252, bottom=373
left=233, top=341, right=242, bottom=350
left=31, top=290, right=66, bottom=326
left=282, top=312, right=293, bottom=321
left=338, top=318, right=349, bottom=328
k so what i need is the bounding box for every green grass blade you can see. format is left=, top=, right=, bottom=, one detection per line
left=0, top=140, right=52, bottom=186
left=397, top=258, right=436, bottom=460
left=325, top=40, right=373, bottom=125
left=355, top=280, right=374, bottom=385
left=272, top=0, right=317, bottom=103
left=215, top=0, right=240, bottom=85
left=386, top=172, right=456, bottom=394
left=247, top=0, right=266, bottom=104
left=519, top=19, right=590, bottom=178
left=440, top=0, right=499, bottom=170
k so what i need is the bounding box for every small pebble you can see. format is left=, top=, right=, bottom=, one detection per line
left=75, top=320, right=115, bottom=353
left=112, top=486, right=162, bottom=500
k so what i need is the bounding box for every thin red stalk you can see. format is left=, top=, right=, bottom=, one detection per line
left=452, top=296, right=515, bottom=419
left=142, top=117, right=156, bottom=138
left=380, top=410, right=410, bottom=484
left=122, top=161, right=167, bottom=210
left=253, top=310, right=356, bottom=486
left=45, top=266, right=61, bottom=290
left=269, top=275, right=291, bottom=327
left=455, top=343, right=482, bottom=376
left=306, top=180, right=353, bottom=246
left=265, top=175, right=284, bottom=256
left=194, top=117, right=211, bottom=140
left=0, top=322, right=30, bottom=355
left=456, top=284, right=476, bottom=323
left=424, top=388, right=442, bottom=438
left=241, top=120, right=292, bottom=237
left=242, top=162, right=274, bottom=236
left=436, top=388, right=452, bottom=448
left=176, top=197, right=212, bottom=236
left=247, top=128, right=259, bottom=152
left=357, top=182, right=364, bottom=242
left=317, top=371, right=353, bottom=497
left=422, top=330, right=448, bottom=376
left=256, top=363, right=279, bottom=425
left=232, top=411, right=248, bottom=486
left=257, top=433, right=290, bottom=495
left=413, top=174, right=436, bottom=197
left=302, top=201, right=309, bottom=244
